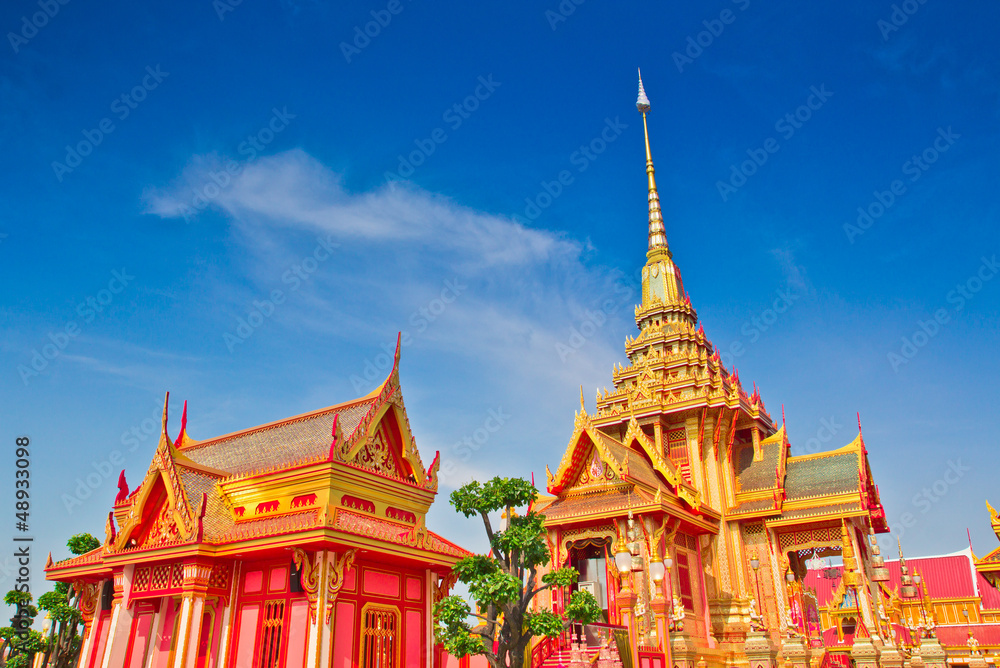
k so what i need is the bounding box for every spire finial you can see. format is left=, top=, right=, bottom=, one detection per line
left=636, top=69, right=667, bottom=253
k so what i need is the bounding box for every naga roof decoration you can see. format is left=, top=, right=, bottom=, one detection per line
left=47, top=335, right=468, bottom=583
left=975, top=500, right=1000, bottom=586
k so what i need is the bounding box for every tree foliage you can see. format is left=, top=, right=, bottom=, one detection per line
left=66, top=534, right=100, bottom=556
left=434, top=477, right=602, bottom=668
left=1, top=533, right=97, bottom=668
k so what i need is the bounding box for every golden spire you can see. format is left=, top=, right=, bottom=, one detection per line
left=636, top=69, right=667, bottom=254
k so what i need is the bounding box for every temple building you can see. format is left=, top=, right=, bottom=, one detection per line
left=528, top=74, right=978, bottom=668
left=45, top=341, right=468, bottom=668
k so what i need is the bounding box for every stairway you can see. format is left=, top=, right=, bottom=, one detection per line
left=538, top=648, right=598, bottom=667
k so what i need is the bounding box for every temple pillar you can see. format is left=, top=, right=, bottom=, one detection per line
left=304, top=549, right=332, bottom=668
left=850, top=634, right=880, bottom=668
left=214, top=562, right=239, bottom=665
left=744, top=629, right=776, bottom=668
left=172, top=562, right=212, bottom=668
left=968, top=651, right=989, bottom=668
left=879, top=644, right=904, bottom=668
left=919, top=637, right=947, bottom=668
left=780, top=636, right=809, bottom=668
left=617, top=581, right=640, bottom=663
left=670, top=629, right=699, bottom=668
left=650, top=595, right=673, bottom=666
left=100, top=571, right=133, bottom=668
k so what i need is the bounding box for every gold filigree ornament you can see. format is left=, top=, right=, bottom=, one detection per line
left=292, top=548, right=322, bottom=623
left=325, top=549, right=357, bottom=624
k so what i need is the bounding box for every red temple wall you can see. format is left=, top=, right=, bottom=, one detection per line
left=226, top=555, right=431, bottom=668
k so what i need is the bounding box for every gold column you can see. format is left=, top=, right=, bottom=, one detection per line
left=617, top=576, right=640, bottom=663
left=172, top=562, right=212, bottom=668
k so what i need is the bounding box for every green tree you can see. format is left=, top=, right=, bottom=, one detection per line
left=1, top=533, right=98, bottom=668
left=0, top=590, right=45, bottom=668
left=434, top=477, right=602, bottom=668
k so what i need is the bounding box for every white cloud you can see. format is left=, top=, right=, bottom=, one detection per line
left=143, top=148, right=578, bottom=267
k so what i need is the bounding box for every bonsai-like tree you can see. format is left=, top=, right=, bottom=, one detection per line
left=0, top=533, right=100, bottom=668
left=434, top=477, right=602, bottom=668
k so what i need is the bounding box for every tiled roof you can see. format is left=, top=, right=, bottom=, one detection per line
left=735, top=441, right=782, bottom=493
left=333, top=509, right=471, bottom=559
left=538, top=487, right=650, bottom=521
left=182, top=399, right=376, bottom=475
left=772, top=502, right=861, bottom=523
left=885, top=554, right=977, bottom=599
left=49, top=548, right=104, bottom=571
left=805, top=553, right=979, bottom=607
left=783, top=452, right=859, bottom=501
left=935, top=624, right=1000, bottom=648
left=598, top=436, right=663, bottom=491
left=212, top=508, right=320, bottom=543
left=730, top=498, right=779, bottom=516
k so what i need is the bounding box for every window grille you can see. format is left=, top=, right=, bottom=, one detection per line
left=361, top=605, right=398, bottom=668
left=257, top=599, right=285, bottom=668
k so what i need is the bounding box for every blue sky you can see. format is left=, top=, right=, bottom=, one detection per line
left=1, top=0, right=999, bottom=606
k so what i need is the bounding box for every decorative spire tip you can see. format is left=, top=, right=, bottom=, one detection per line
left=636, top=69, right=650, bottom=113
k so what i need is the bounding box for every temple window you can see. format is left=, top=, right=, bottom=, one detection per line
left=257, top=599, right=286, bottom=668
left=361, top=605, right=399, bottom=668
left=676, top=550, right=695, bottom=611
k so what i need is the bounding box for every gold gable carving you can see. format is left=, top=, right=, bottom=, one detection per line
left=110, top=433, right=200, bottom=553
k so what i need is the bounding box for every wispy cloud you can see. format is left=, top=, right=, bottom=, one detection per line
left=142, top=147, right=633, bottom=433
left=143, top=149, right=578, bottom=268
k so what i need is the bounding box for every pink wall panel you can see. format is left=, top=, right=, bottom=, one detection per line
left=405, top=576, right=422, bottom=601
left=268, top=566, right=288, bottom=593
left=362, top=569, right=400, bottom=598
left=153, top=598, right=176, bottom=668
left=243, top=570, right=263, bottom=594
left=89, top=614, right=111, bottom=668
left=232, top=604, right=259, bottom=668
left=342, top=566, right=357, bottom=592
left=331, top=601, right=356, bottom=668
left=284, top=600, right=309, bottom=668
left=125, top=612, right=153, bottom=668
left=404, top=609, right=422, bottom=667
